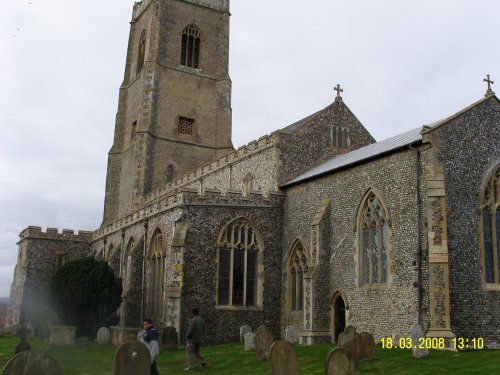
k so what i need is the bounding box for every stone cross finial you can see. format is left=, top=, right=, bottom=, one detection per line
left=334, top=84, right=343, bottom=98
left=484, top=74, right=495, bottom=97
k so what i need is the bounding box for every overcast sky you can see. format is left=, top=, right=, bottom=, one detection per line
left=1, top=0, right=499, bottom=297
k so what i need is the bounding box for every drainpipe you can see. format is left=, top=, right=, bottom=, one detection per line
left=409, top=144, right=422, bottom=325
left=141, top=220, right=148, bottom=323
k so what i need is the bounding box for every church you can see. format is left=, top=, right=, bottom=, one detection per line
left=7, top=0, right=500, bottom=349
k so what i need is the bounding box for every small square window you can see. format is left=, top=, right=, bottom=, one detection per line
left=177, top=117, right=194, bottom=135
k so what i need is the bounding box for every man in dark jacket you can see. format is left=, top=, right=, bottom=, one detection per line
left=184, top=307, right=207, bottom=371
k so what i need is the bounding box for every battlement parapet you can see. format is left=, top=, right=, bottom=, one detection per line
left=182, top=0, right=229, bottom=12
left=132, top=0, right=154, bottom=21
left=143, top=133, right=280, bottom=205
left=93, top=187, right=284, bottom=240
left=19, top=226, right=93, bottom=242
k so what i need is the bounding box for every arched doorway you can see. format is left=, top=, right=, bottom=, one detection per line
left=332, top=293, right=346, bottom=343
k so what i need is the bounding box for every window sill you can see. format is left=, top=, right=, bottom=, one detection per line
left=483, top=284, right=500, bottom=291
left=215, top=305, right=263, bottom=312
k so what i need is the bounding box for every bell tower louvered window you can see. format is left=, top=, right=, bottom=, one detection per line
left=137, top=31, right=146, bottom=75
left=180, top=25, right=201, bottom=69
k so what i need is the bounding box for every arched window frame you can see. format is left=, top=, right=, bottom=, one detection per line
left=479, top=163, right=500, bottom=289
left=244, top=173, right=256, bottom=196
left=287, top=240, right=311, bottom=311
left=136, top=30, right=147, bottom=75
left=180, top=25, right=201, bottom=69
left=331, top=126, right=351, bottom=151
left=123, top=238, right=136, bottom=294
left=147, top=229, right=165, bottom=320
left=216, top=218, right=264, bottom=310
left=166, top=164, right=175, bottom=183
left=357, top=190, right=391, bottom=287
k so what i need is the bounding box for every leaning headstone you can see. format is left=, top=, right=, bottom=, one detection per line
left=114, top=340, right=150, bottom=375
left=338, top=327, right=359, bottom=371
left=269, top=340, right=301, bottom=375
left=285, top=326, right=299, bottom=344
left=254, top=325, right=273, bottom=360
left=358, top=332, right=376, bottom=360
left=325, top=347, right=353, bottom=375
left=240, top=325, right=252, bottom=342
left=411, top=325, right=429, bottom=358
left=162, top=326, right=179, bottom=350
left=244, top=332, right=256, bottom=351
left=2, top=351, right=62, bottom=375
left=137, top=330, right=144, bottom=342
left=96, top=327, right=111, bottom=345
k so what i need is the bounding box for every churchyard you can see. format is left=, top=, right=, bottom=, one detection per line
left=0, top=335, right=498, bottom=374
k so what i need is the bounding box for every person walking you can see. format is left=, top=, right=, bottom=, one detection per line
left=142, top=318, right=160, bottom=375
left=184, top=307, right=207, bottom=371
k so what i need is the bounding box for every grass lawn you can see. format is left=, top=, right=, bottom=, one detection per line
left=0, top=336, right=499, bottom=374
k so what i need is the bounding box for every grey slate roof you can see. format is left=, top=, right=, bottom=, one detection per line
left=283, top=126, right=423, bottom=187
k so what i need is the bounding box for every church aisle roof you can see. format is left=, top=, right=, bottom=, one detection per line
left=283, top=126, right=423, bottom=187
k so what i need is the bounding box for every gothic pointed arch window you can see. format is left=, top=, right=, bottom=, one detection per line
left=288, top=241, right=310, bottom=311
left=137, top=30, right=147, bottom=75
left=331, top=126, right=350, bottom=151
left=244, top=173, right=256, bottom=196
left=148, top=230, right=165, bottom=319
left=123, top=238, right=135, bottom=294
left=480, top=163, right=500, bottom=285
left=216, top=218, right=263, bottom=309
left=358, top=191, right=390, bottom=286
left=180, top=25, right=201, bottom=68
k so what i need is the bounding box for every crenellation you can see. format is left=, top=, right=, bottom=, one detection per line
left=19, top=226, right=92, bottom=241
left=131, top=0, right=154, bottom=22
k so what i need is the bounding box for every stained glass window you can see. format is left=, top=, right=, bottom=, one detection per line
left=359, top=192, right=390, bottom=286
left=289, top=242, right=310, bottom=311
left=481, top=165, right=500, bottom=284
left=148, top=230, right=165, bottom=319
left=217, top=219, right=261, bottom=307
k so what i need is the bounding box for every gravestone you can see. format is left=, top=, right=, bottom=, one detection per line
left=96, top=327, right=111, bottom=345
left=411, top=325, right=429, bottom=358
left=338, top=327, right=359, bottom=371
left=285, top=326, right=299, bottom=344
left=269, top=340, right=301, bottom=375
left=162, top=326, right=179, bottom=350
left=137, top=330, right=144, bottom=342
left=240, top=325, right=252, bottom=342
left=244, top=332, right=256, bottom=351
left=114, top=340, right=150, bottom=375
left=254, top=325, right=273, bottom=360
left=358, top=332, right=376, bottom=360
left=325, top=347, right=353, bottom=375
left=48, top=325, right=76, bottom=347
left=1, top=351, right=62, bottom=375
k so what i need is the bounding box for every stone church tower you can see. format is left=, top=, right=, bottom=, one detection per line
left=103, top=0, right=233, bottom=224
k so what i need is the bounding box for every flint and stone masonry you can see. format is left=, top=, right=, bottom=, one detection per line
left=6, top=0, right=500, bottom=349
